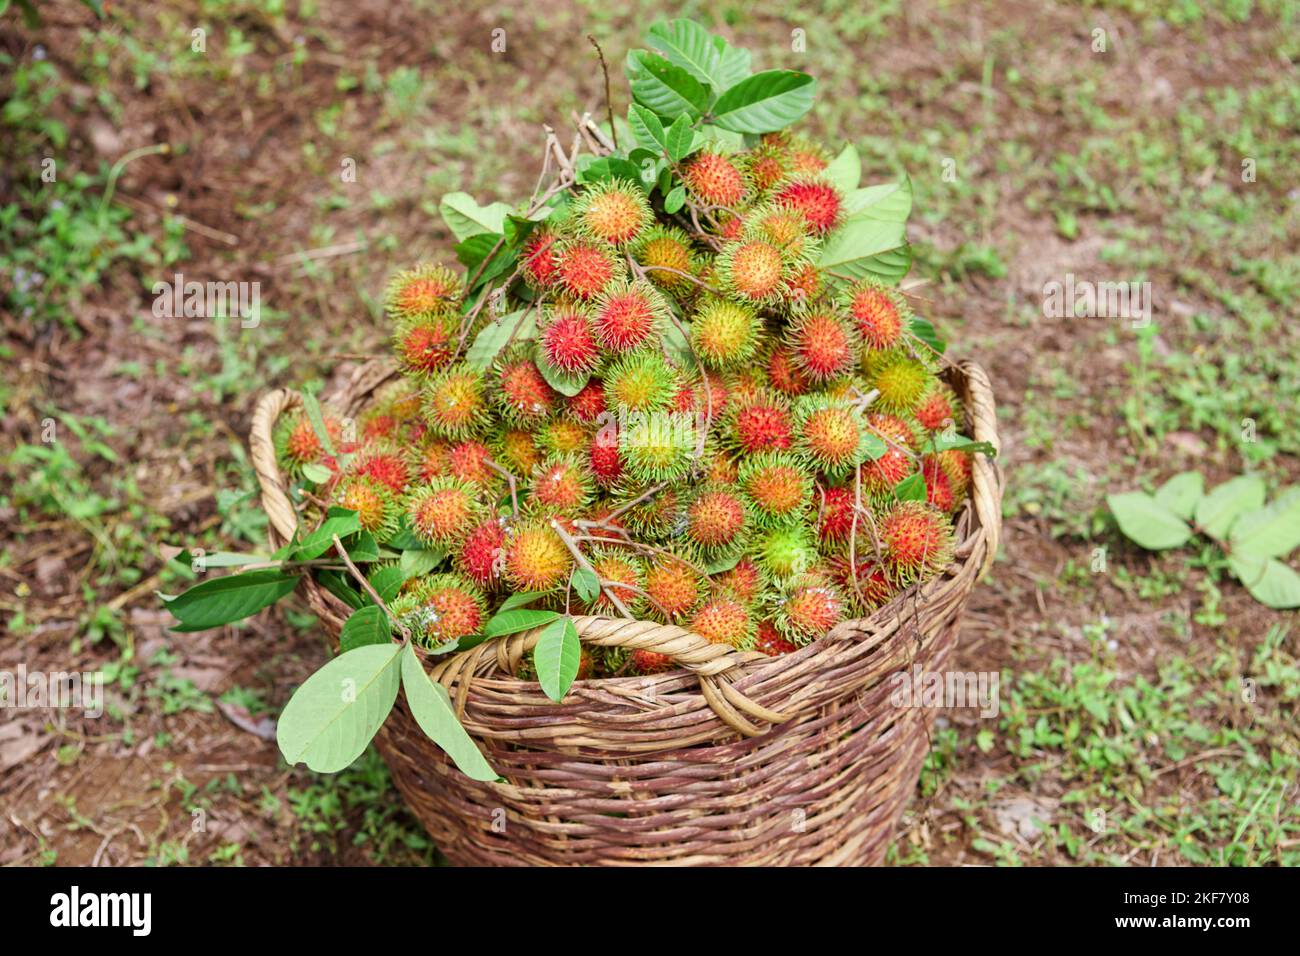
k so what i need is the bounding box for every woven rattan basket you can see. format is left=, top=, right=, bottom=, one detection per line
left=250, top=357, right=1002, bottom=866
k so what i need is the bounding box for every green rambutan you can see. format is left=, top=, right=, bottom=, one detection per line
left=688, top=594, right=755, bottom=650
left=422, top=364, right=490, bottom=438
left=602, top=350, right=678, bottom=415
left=754, top=524, right=818, bottom=579
left=455, top=518, right=507, bottom=588
left=793, top=394, right=872, bottom=477
left=493, top=347, right=558, bottom=425
left=541, top=303, right=601, bottom=374
left=503, top=519, right=573, bottom=592
left=773, top=177, right=842, bottom=236
left=718, top=238, right=787, bottom=304
left=571, top=178, right=653, bottom=247
left=618, top=411, right=697, bottom=483
left=384, top=263, right=462, bottom=320
left=682, top=150, right=748, bottom=207
left=392, top=312, right=459, bottom=377
left=878, top=500, right=956, bottom=584
left=864, top=349, right=934, bottom=415
left=786, top=309, right=858, bottom=382
left=844, top=278, right=906, bottom=351
left=738, top=451, right=814, bottom=527
left=537, top=417, right=591, bottom=457
left=407, top=477, right=482, bottom=547
left=787, top=138, right=830, bottom=174
left=723, top=389, right=793, bottom=455
left=769, top=571, right=845, bottom=644
left=492, top=427, right=543, bottom=476
left=690, top=296, right=761, bottom=370
left=335, top=475, right=399, bottom=538
left=684, top=485, right=751, bottom=559
left=629, top=225, right=698, bottom=298
left=555, top=238, right=621, bottom=300
left=528, top=454, right=594, bottom=515
left=593, top=278, right=666, bottom=354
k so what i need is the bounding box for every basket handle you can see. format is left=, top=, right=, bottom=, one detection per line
left=245, top=385, right=793, bottom=737
left=956, top=359, right=1003, bottom=579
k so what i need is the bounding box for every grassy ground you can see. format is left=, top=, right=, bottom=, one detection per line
left=2, top=0, right=1297, bottom=866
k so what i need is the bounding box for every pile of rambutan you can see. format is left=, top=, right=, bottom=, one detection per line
left=275, top=21, right=986, bottom=683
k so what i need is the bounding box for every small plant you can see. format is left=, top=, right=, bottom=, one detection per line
left=1108, top=472, right=1300, bottom=608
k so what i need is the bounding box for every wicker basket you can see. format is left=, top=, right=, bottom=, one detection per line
left=250, top=358, right=1002, bottom=866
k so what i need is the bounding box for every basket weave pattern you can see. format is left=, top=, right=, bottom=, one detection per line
left=251, top=359, right=1002, bottom=866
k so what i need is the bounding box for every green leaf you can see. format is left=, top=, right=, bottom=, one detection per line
left=704, top=551, right=742, bottom=575
left=300, top=391, right=337, bottom=457
left=276, top=643, right=402, bottom=773
left=1195, top=474, right=1266, bottom=541
left=926, top=433, right=996, bottom=459
left=909, top=315, right=945, bottom=355
left=1107, top=492, right=1194, bottom=550
left=189, top=551, right=269, bottom=569
left=368, top=564, right=406, bottom=602
left=842, top=178, right=914, bottom=221
left=533, top=343, right=590, bottom=396
left=628, top=103, right=667, bottom=153
left=1153, top=471, right=1204, bottom=522
left=664, top=115, right=696, bottom=162
left=346, top=530, right=380, bottom=562
left=497, top=591, right=548, bottom=612
left=339, top=605, right=392, bottom=652
left=465, top=310, right=535, bottom=370
left=455, top=233, right=514, bottom=287
left=817, top=179, right=913, bottom=283
left=570, top=566, right=601, bottom=603
left=626, top=50, right=712, bottom=121
left=293, top=510, right=363, bottom=561
left=710, top=70, right=815, bottom=134
left=577, top=156, right=649, bottom=192
left=317, top=569, right=366, bottom=610
left=439, top=191, right=511, bottom=242
left=385, top=517, right=425, bottom=551
left=823, top=144, right=861, bottom=193
left=894, top=472, right=927, bottom=503
left=400, top=645, right=499, bottom=781
left=1227, top=553, right=1300, bottom=609
left=483, top=608, right=559, bottom=638
left=301, top=462, right=332, bottom=484
left=533, top=616, right=581, bottom=702
left=646, top=19, right=744, bottom=90
left=861, top=432, right=888, bottom=461
left=663, top=184, right=686, bottom=214
left=399, top=547, right=445, bottom=580
left=163, top=570, right=299, bottom=632
left=1229, top=487, right=1300, bottom=559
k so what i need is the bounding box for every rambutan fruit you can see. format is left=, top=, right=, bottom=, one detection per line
left=602, top=350, right=678, bottom=415
left=520, top=227, right=561, bottom=289
left=618, top=411, right=697, bottom=483
left=571, top=178, right=653, bottom=247
left=723, top=389, right=794, bottom=455
left=361, top=412, right=399, bottom=443
left=537, top=417, right=591, bottom=457
left=393, top=312, right=459, bottom=377
left=864, top=349, right=933, bottom=415
left=455, top=518, right=507, bottom=588
left=629, top=225, right=698, bottom=298
left=493, top=348, right=558, bottom=425
left=541, top=303, right=600, bottom=374
left=528, top=454, right=594, bottom=515
left=402, top=573, right=486, bottom=647
left=688, top=595, right=755, bottom=650
left=711, top=555, right=767, bottom=605
left=860, top=445, right=917, bottom=499
left=718, top=238, right=787, bottom=304
left=492, top=428, right=543, bottom=476
left=411, top=439, right=451, bottom=483
left=786, top=137, right=830, bottom=174
left=566, top=379, right=608, bottom=423
left=630, top=649, right=677, bottom=675
left=766, top=344, right=813, bottom=397
left=700, top=445, right=739, bottom=485
left=684, top=486, right=751, bottom=558
left=682, top=150, right=748, bottom=207
left=793, top=394, right=871, bottom=477
left=754, top=620, right=797, bottom=656
left=754, top=524, right=818, bottom=579
left=914, top=383, right=963, bottom=434
left=930, top=448, right=973, bottom=498
left=781, top=262, right=824, bottom=310
left=773, top=177, right=842, bottom=236
left=407, top=477, right=481, bottom=547
left=878, top=501, right=956, bottom=584
left=503, top=520, right=573, bottom=592
left=277, top=411, right=343, bottom=475
left=844, top=278, right=906, bottom=351
left=689, top=296, right=761, bottom=370
left=335, top=475, right=399, bottom=538
left=351, top=444, right=412, bottom=493
left=616, top=483, right=684, bottom=542
left=555, top=239, right=621, bottom=300
left=592, top=278, right=666, bottom=354
left=786, top=309, right=858, bottom=382
left=584, top=549, right=646, bottom=616
left=746, top=203, right=819, bottom=259
left=828, top=555, right=896, bottom=615
left=713, top=212, right=745, bottom=241
left=738, top=451, right=814, bottom=527
left=816, top=484, right=857, bottom=549
left=643, top=554, right=702, bottom=623
left=923, top=455, right=957, bottom=513
left=422, top=364, right=490, bottom=438
left=385, top=263, right=462, bottom=319
left=446, top=440, right=496, bottom=489
left=743, top=144, right=791, bottom=193
left=588, top=427, right=624, bottom=486
left=769, top=572, right=845, bottom=645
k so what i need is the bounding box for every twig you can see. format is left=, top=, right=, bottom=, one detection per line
left=482, top=457, right=520, bottom=517
left=587, top=35, right=618, bottom=150
left=550, top=519, right=636, bottom=619
left=602, top=482, right=667, bottom=522
left=332, top=534, right=410, bottom=640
